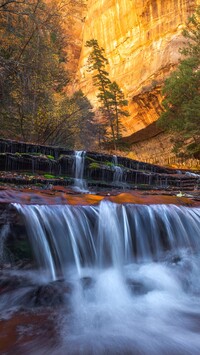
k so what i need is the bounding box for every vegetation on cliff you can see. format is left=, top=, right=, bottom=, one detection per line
left=86, top=39, right=129, bottom=149
left=158, top=6, right=200, bottom=159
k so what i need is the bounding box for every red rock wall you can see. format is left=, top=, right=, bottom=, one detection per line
left=77, top=0, right=200, bottom=135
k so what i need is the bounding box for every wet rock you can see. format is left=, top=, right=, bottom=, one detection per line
left=14, top=259, right=34, bottom=270
left=0, top=272, right=33, bottom=293
left=126, top=278, right=151, bottom=296
left=1, top=262, right=12, bottom=269
left=5, top=224, right=33, bottom=263
left=171, top=255, right=182, bottom=265
left=80, top=276, right=95, bottom=290
left=24, top=280, right=72, bottom=308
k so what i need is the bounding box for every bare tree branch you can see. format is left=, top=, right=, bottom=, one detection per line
left=42, top=107, right=83, bottom=144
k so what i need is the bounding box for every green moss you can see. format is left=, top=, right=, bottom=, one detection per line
left=47, top=155, right=54, bottom=160
left=43, top=174, right=56, bottom=179
left=89, top=162, right=100, bottom=169
left=19, top=152, right=40, bottom=156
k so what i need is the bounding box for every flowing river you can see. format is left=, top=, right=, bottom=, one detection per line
left=0, top=202, right=200, bottom=354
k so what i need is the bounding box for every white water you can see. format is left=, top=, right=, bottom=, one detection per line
left=73, top=151, right=88, bottom=192
left=58, top=258, right=200, bottom=355
left=112, top=155, right=125, bottom=186
left=14, top=202, right=200, bottom=279
left=5, top=202, right=200, bottom=354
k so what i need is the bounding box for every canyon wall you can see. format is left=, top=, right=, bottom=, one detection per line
left=77, top=0, right=200, bottom=135
left=62, top=1, right=87, bottom=93
left=127, top=130, right=200, bottom=169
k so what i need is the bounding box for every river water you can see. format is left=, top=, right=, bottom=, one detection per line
left=0, top=202, right=200, bottom=354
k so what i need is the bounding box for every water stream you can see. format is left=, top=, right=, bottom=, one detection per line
left=112, top=155, right=124, bottom=186
left=1, top=202, right=200, bottom=354
left=73, top=151, right=88, bottom=192
left=14, top=202, right=200, bottom=277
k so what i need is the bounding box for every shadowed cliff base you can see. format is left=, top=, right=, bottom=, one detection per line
left=119, top=122, right=200, bottom=169
left=121, top=122, right=163, bottom=144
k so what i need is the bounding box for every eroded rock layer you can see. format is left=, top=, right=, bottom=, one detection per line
left=77, top=0, right=199, bottom=135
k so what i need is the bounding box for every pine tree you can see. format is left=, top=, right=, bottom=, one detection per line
left=86, top=39, right=117, bottom=149
left=108, top=81, right=129, bottom=140
left=86, top=39, right=130, bottom=149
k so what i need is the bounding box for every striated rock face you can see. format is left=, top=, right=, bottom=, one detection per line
left=63, top=1, right=87, bottom=92
left=77, top=0, right=199, bottom=135
left=126, top=127, right=200, bottom=169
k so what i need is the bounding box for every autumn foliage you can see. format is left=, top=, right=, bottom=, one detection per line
left=0, top=0, right=95, bottom=148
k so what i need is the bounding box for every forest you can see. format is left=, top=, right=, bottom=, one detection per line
left=0, top=0, right=130, bottom=151
left=0, top=0, right=97, bottom=148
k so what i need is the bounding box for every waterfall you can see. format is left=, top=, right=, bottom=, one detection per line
left=14, top=202, right=200, bottom=280
left=2, top=202, right=200, bottom=354
left=112, top=155, right=124, bottom=186
left=73, top=151, right=88, bottom=192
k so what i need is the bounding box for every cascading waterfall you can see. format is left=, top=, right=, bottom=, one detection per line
left=3, top=202, right=200, bottom=354
left=112, top=155, right=124, bottom=185
left=73, top=151, right=88, bottom=192
left=14, top=202, right=200, bottom=279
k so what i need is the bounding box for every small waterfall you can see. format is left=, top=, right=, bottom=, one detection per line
left=14, top=202, right=200, bottom=280
left=112, top=155, right=124, bottom=186
left=112, top=155, right=118, bottom=166
left=73, top=151, right=88, bottom=192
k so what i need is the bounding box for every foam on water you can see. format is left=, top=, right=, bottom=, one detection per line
left=4, top=202, right=200, bottom=354
left=58, top=257, right=200, bottom=355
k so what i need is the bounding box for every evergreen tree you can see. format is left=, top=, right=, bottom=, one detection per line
left=158, top=6, right=200, bottom=158
left=86, top=39, right=130, bottom=149
left=108, top=81, right=129, bottom=140
left=86, top=39, right=116, bottom=148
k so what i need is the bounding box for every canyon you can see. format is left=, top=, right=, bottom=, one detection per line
left=73, top=0, right=200, bottom=135
left=1, top=3, right=200, bottom=353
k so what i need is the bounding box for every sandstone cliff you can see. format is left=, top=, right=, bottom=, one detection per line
left=62, top=0, right=87, bottom=93
left=126, top=125, right=200, bottom=169
left=77, top=0, right=200, bottom=135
